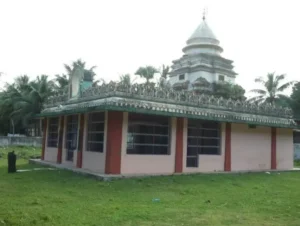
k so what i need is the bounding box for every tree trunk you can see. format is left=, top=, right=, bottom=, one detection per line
left=11, top=118, right=15, bottom=135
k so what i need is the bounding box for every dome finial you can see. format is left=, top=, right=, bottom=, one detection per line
left=202, top=8, right=206, bottom=20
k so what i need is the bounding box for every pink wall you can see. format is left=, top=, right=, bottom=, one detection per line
left=44, top=147, right=58, bottom=162
left=276, top=128, right=293, bottom=170
left=44, top=112, right=294, bottom=174
left=231, top=124, right=271, bottom=171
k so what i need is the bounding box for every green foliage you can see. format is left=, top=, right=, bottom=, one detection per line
left=290, top=82, right=300, bottom=119
left=0, top=59, right=99, bottom=134
left=159, top=64, right=170, bottom=79
left=294, top=160, right=300, bottom=167
left=119, top=74, right=136, bottom=86
left=249, top=73, right=294, bottom=105
left=10, top=75, right=54, bottom=127
left=135, top=65, right=158, bottom=83
left=0, top=146, right=41, bottom=159
left=53, top=74, right=69, bottom=95
left=212, top=82, right=246, bottom=101
left=0, top=75, right=55, bottom=134
left=64, top=59, right=97, bottom=84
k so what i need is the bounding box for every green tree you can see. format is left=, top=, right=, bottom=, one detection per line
left=0, top=90, right=16, bottom=134
left=11, top=75, right=55, bottom=126
left=0, top=75, right=33, bottom=134
left=249, top=73, right=293, bottom=105
left=64, top=59, right=97, bottom=81
left=156, top=65, right=171, bottom=89
left=135, top=66, right=158, bottom=84
left=119, top=74, right=136, bottom=86
left=53, top=74, right=69, bottom=95
left=290, top=82, right=300, bottom=119
left=0, top=75, right=55, bottom=134
left=159, top=64, right=170, bottom=79
left=212, top=82, right=246, bottom=101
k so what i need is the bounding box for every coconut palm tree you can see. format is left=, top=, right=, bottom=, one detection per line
left=156, top=65, right=171, bottom=89
left=119, top=74, right=137, bottom=86
left=290, top=82, right=300, bottom=118
left=64, top=59, right=97, bottom=81
left=135, top=66, right=158, bottom=84
left=0, top=75, right=34, bottom=133
left=249, top=73, right=294, bottom=105
left=159, top=64, right=170, bottom=79
left=0, top=88, right=17, bottom=134
left=9, top=75, right=55, bottom=127
left=64, top=59, right=86, bottom=76
left=53, top=74, right=69, bottom=95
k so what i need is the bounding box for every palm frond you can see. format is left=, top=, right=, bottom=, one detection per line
left=274, top=74, right=286, bottom=83
left=254, top=77, right=266, bottom=85
left=277, top=81, right=294, bottom=92
left=249, top=89, right=266, bottom=95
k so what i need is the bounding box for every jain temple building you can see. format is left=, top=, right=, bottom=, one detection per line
left=38, top=17, right=298, bottom=175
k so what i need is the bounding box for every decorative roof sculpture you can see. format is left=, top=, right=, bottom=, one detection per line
left=41, top=82, right=297, bottom=128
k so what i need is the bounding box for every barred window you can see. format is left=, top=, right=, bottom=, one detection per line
left=47, top=117, right=59, bottom=147
left=187, top=119, right=221, bottom=167
left=127, top=113, right=170, bottom=155
left=65, top=115, right=78, bottom=153
left=87, top=112, right=105, bottom=152
left=294, top=131, right=300, bottom=144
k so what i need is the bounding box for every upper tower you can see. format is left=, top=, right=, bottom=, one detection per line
left=169, top=14, right=237, bottom=91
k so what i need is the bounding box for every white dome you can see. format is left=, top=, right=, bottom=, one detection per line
left=183, top=18, right=223, bottom=55
left=188, top=20, right=217, bottom=41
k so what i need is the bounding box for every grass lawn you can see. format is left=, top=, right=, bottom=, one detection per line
left=1, top=148, right=300, bottom=225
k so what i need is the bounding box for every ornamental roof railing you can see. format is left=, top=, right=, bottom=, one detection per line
left=45, top=82, right=294, bottom=119
left=45, top=94, right=68, bottom=107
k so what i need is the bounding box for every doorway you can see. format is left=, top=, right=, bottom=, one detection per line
left=65, top=115, right=79, bottom=162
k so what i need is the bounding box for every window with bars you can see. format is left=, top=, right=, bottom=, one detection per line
left=179, top=74, right=185, bottom=80
left=218, top=75, right=225, bottom=81
left=65, top=115, right=79, bottom=161
left=47, top=117, right=59, bottom=147
left=186, top=119, right=221, bottom=167
left=294, top=131, right=300, bottom=143
left=127, top=113, right=170, bottom=155
left=86, top=112, right=105, bottom=152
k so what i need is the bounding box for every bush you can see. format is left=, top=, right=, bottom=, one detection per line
left=0, top=146, right=41, bottom=159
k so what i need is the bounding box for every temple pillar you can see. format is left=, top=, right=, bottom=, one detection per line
left=175, top=117, right=184, bottom=173
left=76, top=114, right=85, bottom=168
left=271, top=127, right=277, bottom=170
left=57, top=116, right=65, bottom=163
left=105, top=111, right=123, bottom=174
left=224, top=122, right=231, bottom=171
left=41, top=118, right=48, bottom=160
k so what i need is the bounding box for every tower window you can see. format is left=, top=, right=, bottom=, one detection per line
left=218, top=75, right=225, bottom=81
left=179, top=74, right=185, bottom=80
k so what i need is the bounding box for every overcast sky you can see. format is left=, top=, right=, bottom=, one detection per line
left=0, top=0, right=299, bottom=94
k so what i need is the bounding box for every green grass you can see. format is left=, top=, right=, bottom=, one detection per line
left=0, top=157, right=300, bottom=226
